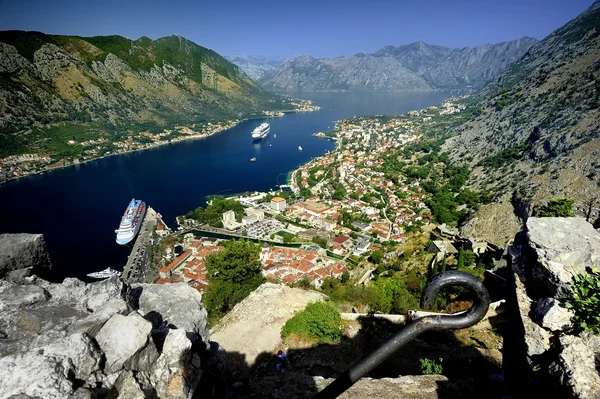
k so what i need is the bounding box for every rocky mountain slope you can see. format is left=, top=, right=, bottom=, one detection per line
left=442, top=0, right=600, bottom=219
left=260, top=37, right=536, bottom=92
left=225, top=54, right=284, bottom=81
left=259, top=54, right=431, bottom=92
left=0, top=31, right=284, bottom=157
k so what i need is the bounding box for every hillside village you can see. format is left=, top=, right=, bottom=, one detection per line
left=147, top=98, right=501, bottom=294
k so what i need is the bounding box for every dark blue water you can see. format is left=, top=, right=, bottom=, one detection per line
left=0, top=91, right=449, bottom=281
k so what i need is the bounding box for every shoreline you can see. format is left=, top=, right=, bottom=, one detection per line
left=0, top=109, right=319, bottom=187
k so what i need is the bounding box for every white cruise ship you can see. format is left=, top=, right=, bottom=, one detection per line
left=115, top=199, right=146, bottom=245
left=251, top=122, right=270, bottom=140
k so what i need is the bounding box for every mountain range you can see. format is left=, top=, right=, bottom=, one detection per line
left=224, top=54, right=284, bottom=81
left=256, top=37, right=537, bottom=92
left=0, top=32, right=285, bottom=157
left=443, top=0, right=600, bottom=241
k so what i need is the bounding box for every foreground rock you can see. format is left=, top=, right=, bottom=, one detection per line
left=0, top=271, right=221, bottom=398
left=505, top=217, right=600, bottom=399
left=0, top=233, right=52, bottom=278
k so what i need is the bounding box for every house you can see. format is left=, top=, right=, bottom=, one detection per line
left=270, top=196, right=287, bottom=212
left=427, top=240, right=458, bottom=262
left=353, top=237, right=371, bottom=256
left=331, top=235, right=353, bottom=249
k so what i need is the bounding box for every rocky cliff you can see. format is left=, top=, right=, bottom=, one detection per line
left=440, top=1, right=600, bottom=240
left=259, top=37, right=536, bottom=92
left=0, top=31, right=283, bottom=158
left=224, top=54, right=284, bottom=81
left=503, top=217, right=600, bottom=399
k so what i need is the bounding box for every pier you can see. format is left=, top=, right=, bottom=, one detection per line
left=123, top=207, right=157, bottom=283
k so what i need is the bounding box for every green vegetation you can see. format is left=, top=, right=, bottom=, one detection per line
left=203, top=240, right=265, bottom=321
left=420, top=358, right=444, bottom=375
left=282, top=302, right=342, bottom=341
left=537, top=198, right=575, bottom=217
left=185, top=198, right=245, bottom=228
left=480, top=144, right=527, bottom=168
left=565, top=272, right=600, bottom=335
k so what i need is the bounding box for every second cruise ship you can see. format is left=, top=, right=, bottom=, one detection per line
left=251, top=122, right=270, bottom=140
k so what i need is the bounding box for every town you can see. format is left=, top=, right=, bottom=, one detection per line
left=141, top=97, right=495, bottom=295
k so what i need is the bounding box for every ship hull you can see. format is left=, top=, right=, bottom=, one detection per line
left=115, top=200, right=146, bottom=245
left=251, top=123, right=270, bottom=140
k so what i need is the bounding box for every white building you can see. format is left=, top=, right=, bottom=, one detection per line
left=222, top=210, right=239, bottom=230
left=270, top=196, right=287, bottom=212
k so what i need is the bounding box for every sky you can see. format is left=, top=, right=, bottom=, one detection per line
left=0, top=0, right=595, bottom=58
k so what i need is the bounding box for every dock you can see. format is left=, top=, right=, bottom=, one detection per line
left=123, top=206, right=157, bottom=283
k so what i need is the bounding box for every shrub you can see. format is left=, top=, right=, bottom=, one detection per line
left=282, top=302, right=341, bottom=341
left=420, top=358, right=443, bottom=375
left=565, top=273, right=600, bottom=335
left=537, top=198, right=575, bottom=217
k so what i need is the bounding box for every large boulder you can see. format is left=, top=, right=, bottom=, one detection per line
left=0, top=234, right=52, bottom=278
left=0, top=333, right=102, bottom=399
left=133, top=283, right=208, bottom=339
left=94, top=312, right=153, bottom=373
left=532, top=297, right=574, bottom=332
left=525, top=217, right=600, bottom=299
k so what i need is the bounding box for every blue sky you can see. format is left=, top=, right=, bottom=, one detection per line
left=0, top=0, right=595, bottom=58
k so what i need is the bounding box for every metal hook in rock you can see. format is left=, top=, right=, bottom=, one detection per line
left=315, top=270, right=491, bottom=399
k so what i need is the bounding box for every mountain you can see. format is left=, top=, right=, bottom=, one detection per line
left=373, top=37, right=537, bottom=89
left=442, top=1, right=600, bottom=237
left=0, top=31, right=285, bottom=157
left=225, top=54, right=284, bottom=81
left=260, top=37, right=537, bottom=92
left=260, top=54, right=431, bottom=92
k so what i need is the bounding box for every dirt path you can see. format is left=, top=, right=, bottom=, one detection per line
left=210, top=283, right=325, bottom=373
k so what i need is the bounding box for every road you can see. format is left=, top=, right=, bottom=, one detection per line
left=123, top=207, right=157, bottom=283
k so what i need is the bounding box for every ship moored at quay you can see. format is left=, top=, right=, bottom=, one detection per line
left=115, top=198, right=146, bottom=245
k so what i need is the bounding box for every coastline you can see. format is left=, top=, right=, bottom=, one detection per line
left=0, top=108, right=319, bottom=187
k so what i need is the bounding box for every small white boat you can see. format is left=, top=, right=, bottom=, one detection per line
left=298, top=146, right=303, bottom=151
left=274, top=134, right=277, bottom=138
left=269, top=144, right=272, bottom=147
left=87, top=267, right=122, bottom=279
left=250, top=157, right=257, bottom=162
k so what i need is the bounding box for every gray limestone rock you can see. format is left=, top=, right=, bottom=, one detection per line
left=4, top=268, right=34, bottom=284
left=533, top=297, right=574, bottom=332
left=549, top=334, right=600, bottom=399
left=161, top=328, right=192, bottom=368
left=0, top=234, right=52, bottom=279
left=525, top=217, right=600, bottom=299
left=123, top=339, right=160, bottom=372
left=513, top=274, right=551, bottom=356
left=0, top=333, right=102, bottom=399
left=94, top=313, right=152, bottom=373
left=113, top=371, right=145, bottom=399
left=0, top=283, right=48, bottom=310
left=134, top=283, right=208, bottom=339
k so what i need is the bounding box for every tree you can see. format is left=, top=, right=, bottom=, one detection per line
left=341, top=271, right=350, bottom=284
left=203, top=240, right=265, bottom=317
left=457, top=247, right=465, bottom=269
left=580, top=183, right=600, bottom=222
left=537, top=198, right=575, bottom=217
left=370, top=250, right=384, bottom=264
left=440, top=255, right=447, bottom=273
left=464, top=250, right=476, bottom=268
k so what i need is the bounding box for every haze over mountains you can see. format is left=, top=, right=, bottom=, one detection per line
left=251, top=37, right=537, bottom=91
